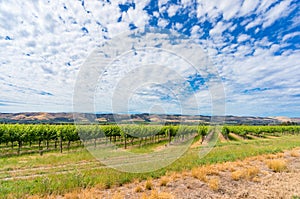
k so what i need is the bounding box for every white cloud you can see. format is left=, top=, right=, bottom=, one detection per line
left=0, top=1, right=107, bottom=112
left=195, top=16, right=300, bottom=116
left=209, top=21, right=232, bottom=36
left=255, top=1, right=274, bottom=14
left=237, top=34, right=250, bottom=43
left=167, top=5, right=179, bottom=17
left=217, top=0, right=242, bottom=21
left=0, top=0, right=299, bottom=117
left=157, top=18, right=169, bottom=28
left=282, top=31, right=300, bottom=41
left=239, top=0, right=260, bottom=16
left=89, top=30, right=221, bottom=115
left=262, top=0, right=293, bottom=28
left=244, top=0, right=295, bottom=30
left=196, top=1, right=220, bottom=24
left=245, top=17, right=262, bottom=30
left=196, top=0, right=243, bottom=22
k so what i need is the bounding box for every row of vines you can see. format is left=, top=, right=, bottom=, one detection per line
left=0, top=124, right=207, bottom=156
left=1, top=124, right=299, bottom=156
left=221, top=125, right=300, bottom=139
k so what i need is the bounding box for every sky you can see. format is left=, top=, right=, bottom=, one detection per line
left=0, top=0, right=299, bottom=117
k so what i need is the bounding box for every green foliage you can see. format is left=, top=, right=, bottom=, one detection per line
left=0, top=123, right=298, bottom=156
left=222, top=125, right=300, bottom=138
left=0, top=124, right=202, bottom=156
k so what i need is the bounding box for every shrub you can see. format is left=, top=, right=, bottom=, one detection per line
left=208, top=177, right=219, bottom=191
left=246, top=167, right=260, bottom=179
left=191, top=167, right=207, bottom=182
left=145, top=179, right=153, bottom=190
left=231, top=170, right=244, bottom=181
left=290, top=151, right=299, bottom=157
left=134, top=185, right=143, bottom=193
left=231, top=167, right=260, bottom=180
left=266, top=159, right=287, bottom=172
left=191, top=166, right=219, bottom=182
left=159, top=177, right=170, bottom=186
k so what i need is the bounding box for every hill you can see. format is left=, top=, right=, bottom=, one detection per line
left=0, top=112, right=298, bottom=125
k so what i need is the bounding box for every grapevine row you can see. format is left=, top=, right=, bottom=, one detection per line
left=221, top=125, right=300, bottom=138
left=0, top=124, right=207, bottom=156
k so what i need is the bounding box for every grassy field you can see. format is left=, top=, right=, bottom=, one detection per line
left=0, top=134, right=300, bottom=198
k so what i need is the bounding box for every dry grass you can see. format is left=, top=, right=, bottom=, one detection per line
left=134, top=185, right=144, bottom=193
left=191, top=167, right=208, bottom=182
left=145, top=179, right=154, bottom=190
left=277, top=152, right=285, bottom=158
left=254, top=155, right=265, bottom=162
left=235, top=161, right=245, bottom=167
left=206, top=166, right=219, bottom=175
left=290, top=150, right=300, bottom=157
left=247, top=155, right=266, bottom=162
left=159, top=176, right=170, bottom=186
left=168, top=172, right=182, bottom=181
left=63, top=189, right=84, bottom=199
left=192, top=166, right=219, bottom=182
left=246, top=167, right=260, bottom=179
left=261, top=152, right=288, bottom=160
left=62, top=188, right=103, bottom=199
left=133, top=178, right=141, bottom=184
left=111, top=191, right=124, bottom=199
left=231, top=170, right=244, bottom=181
left=208, top=177, right=220, bottom=191
left=265, top=154, right=279, bottom=159
left=215, top=163, right=232, bottom=172
left=252, top=176, right=261, bottom=182
left=266, top=159, right=287, bottom=172
left=214, top=164, right=227, bottom=172
left=223, top=162, right=237, bottom=172
left=147, top=190, right=175, bottom=199
left=231, top=167, right=260, bottom=181
left=181, top=170, right=190, bottom=177
left=191, top=166, right=219, bottom=182
left=27, top=196, right=42, bottom=199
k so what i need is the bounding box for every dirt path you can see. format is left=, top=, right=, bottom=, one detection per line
left=53, top=148, right=300, bottom=199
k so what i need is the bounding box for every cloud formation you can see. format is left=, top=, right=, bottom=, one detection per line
left=0, top=0, right=299, bottom=117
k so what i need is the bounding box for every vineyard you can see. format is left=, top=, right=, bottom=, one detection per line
left=222, top=125, right=300, bottom=139
left=0, top=123, right=300, bottom=198
left=0, top=124, right=299, bottom=157
left=0, top=124, right=207, bottom=156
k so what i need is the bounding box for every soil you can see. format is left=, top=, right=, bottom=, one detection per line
left=57, top=148, right=300, bottom=199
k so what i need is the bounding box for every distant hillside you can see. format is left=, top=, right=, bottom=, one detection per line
left=0, top=112, right=74, bottom=124
left=0, top=112, right=298, bottom=125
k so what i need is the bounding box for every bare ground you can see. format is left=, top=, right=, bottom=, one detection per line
left=53, top=148, right=300, bottom=199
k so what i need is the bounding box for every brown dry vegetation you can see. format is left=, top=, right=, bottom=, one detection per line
left=30, top=148, right=300, bottom=199
left=159, top=177, right=170, bottom=187
left=290, top=150, right=300, bottom=157
left=208, top=177, right=220, bottom=191
left=265, top=159, right=287, bottom=172
left=145, top=179, right=154, bottom=190
left=231, top=166, right=260, bottom=181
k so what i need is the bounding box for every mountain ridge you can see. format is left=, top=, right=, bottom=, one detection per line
left=0, top=112, right=299, bottom=125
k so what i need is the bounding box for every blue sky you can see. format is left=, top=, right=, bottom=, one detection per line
left=0, top=0, right=299, bottom=117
